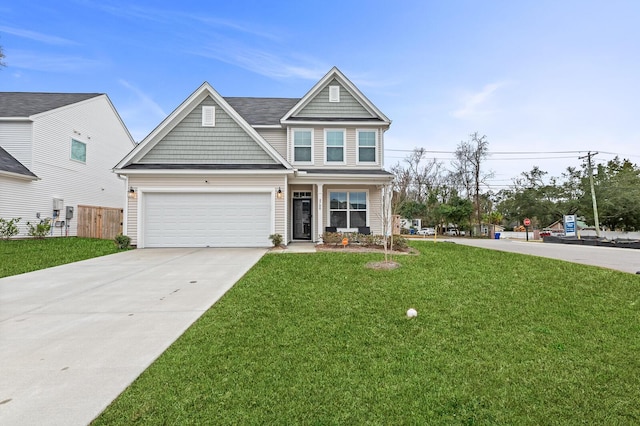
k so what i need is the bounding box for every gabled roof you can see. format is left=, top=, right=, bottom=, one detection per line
left=0, top=146, right=38, bottom=180
left=281, top=67, right=391, bottom=125
left=0, top=93, right=102, bottom=117
left=115, top=82, right=293, bottom=171
left=224, top=97, right=299, bottom=126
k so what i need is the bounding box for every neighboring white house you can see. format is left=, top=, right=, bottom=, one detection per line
left=114, top=67, right=393, bottom=248
left=0, top=92, right=136, bottom=237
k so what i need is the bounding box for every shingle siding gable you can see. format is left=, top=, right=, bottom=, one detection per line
left=295, top=79, right=373, bottom=119
left=140, top=97, right=277, bottom=164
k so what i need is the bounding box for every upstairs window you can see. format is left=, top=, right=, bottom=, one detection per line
left=357, top=130, right=376, bottom=163
left=70, top=139, right=86, bottom=163
left=325, top=130, right=345, bottom=163
left=329, top=85, right=340, bottom=102
left=329, top=191, right=367, bottom=228
left=293, top=129, right=312, bottom=163
left=202, top=106, right=215, bottom=126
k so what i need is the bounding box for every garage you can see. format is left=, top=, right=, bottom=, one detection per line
left=142, top=192, right=272, bottom=248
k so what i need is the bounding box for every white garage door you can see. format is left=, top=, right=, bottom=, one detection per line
left=143, top=192, right=272, bottom=248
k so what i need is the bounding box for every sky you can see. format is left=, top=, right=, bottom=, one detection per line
left=1, top=0, right=639, bottom=191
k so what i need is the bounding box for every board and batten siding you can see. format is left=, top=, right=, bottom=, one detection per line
left=296, top=79, right=373, bottom=119
left=1, top=96, right=133, bottom=237
left=141, top=97, right=276, bottom=165
left=126, top=174, right=287, bottom=246
left=0, top=121, right=33, bottom=169
left=256, top=128, right=287, bottom=159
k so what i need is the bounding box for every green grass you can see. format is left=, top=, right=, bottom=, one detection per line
left=0, top=237, right=122, bottom=278
left=94, top=242, right=640, bottom=425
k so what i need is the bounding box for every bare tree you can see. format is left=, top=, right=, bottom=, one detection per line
left=452, top=132, right=493, bottom=231
left=0, top=44, right=6, bottom=68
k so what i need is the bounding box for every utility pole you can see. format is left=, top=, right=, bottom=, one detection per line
left=579, top=151, right=601, bottom=238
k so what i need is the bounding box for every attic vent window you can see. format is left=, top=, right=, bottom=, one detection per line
left=329, top=85, right=340, bottom=102
left=202, top=106, right=215, bottom=127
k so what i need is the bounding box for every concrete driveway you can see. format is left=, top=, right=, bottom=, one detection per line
left=448, top=238, right=640, bottom=274
left=0, top=247, right=266, bottom=426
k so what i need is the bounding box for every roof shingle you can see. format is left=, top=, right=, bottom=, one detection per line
left=0, top=146, right=37, bottom=178
left=0, top=92, right=102, bottom=117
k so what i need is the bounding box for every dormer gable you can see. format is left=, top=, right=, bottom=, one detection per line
left=281, top=67, right=391, bottom=126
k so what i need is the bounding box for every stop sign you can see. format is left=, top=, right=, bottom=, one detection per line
left=524, top=218, right=531, bottom=226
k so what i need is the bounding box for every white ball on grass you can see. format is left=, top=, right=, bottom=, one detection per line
left=406, top=308, right=418, bottom=318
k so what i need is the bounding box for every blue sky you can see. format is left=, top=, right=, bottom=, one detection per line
left=1, top=0, right=639, bottom=189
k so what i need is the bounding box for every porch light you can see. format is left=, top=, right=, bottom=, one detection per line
left=128, top=187, right=137, bottom=199
left=276, top=187, right=284, bottom=199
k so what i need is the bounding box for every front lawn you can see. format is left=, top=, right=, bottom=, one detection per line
left=0, top=237, right=122, bottom=278
left=95, top=242, right=640, bottom=424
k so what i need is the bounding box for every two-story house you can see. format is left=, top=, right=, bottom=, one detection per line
left=0, top=93, right=136, bottom=238
left=114, top=67, right=392, bottom=248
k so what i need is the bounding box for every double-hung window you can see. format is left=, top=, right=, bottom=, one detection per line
left=293, top=129, right=312, bottom=163
left=329, top=191, right=367, bottom=228
left=325, top=129, right=345, bottom=163
left=357, top=130, right=376, bottom=163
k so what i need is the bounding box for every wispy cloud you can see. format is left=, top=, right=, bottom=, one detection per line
left=452, top=81, right=511, bottom=119
left=117, top=79, right=167, bottom=141
left=8, top=51, right=101, bottom=72
left=0, top=25, right=77, bottom=45
left=192, top=42, right=327, bottom=81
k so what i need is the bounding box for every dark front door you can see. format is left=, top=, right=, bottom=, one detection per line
left=293, top=199, right=312, bottom=240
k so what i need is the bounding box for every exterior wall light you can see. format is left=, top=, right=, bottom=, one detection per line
left=276, top=187, right=284, bottom=199
left=128, top=187, right=137, bottom=199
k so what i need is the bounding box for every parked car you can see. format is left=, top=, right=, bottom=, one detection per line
left=417, top=227, right=436, bottom=236
left=445, top=228, right=466, bottom=237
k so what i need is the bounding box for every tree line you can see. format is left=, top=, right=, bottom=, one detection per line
left=391, top=133, right=640, bottom=233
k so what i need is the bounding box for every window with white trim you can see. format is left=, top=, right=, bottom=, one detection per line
left=202, top=106, right=215, bottom=126
left=329, top=85, right=340, bottom=102
left=329, top=191, right=367, bottom=228
left=70, top=139, right=86, bottom=163
left=293, top=129, right=312, bottom=163
left=357, top=130, right=376, bottom=163
left=325, top=129, right=345, bottom=163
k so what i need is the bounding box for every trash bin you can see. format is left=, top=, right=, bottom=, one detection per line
left=410, top=229, right=415, bottom=235
left=494, top=232, right=501, bottom=239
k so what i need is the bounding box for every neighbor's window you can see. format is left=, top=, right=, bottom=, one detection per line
left=293, top=129, right=312, bottom=163
left=70, top=139, right=86, bottom=163
left=357, top=130, right=376, bottom=163
left=329, top=191, right=367, bottom=228
left=325, top=130, right=344, bottom=163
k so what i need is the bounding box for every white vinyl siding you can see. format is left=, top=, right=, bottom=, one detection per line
left=357, top=130, right=376, bottom=164
left=293, top=129, right=313, bottom=164
left=0, top=95, right=134, bottom=238
left=324, top=129, right=345, bottom=164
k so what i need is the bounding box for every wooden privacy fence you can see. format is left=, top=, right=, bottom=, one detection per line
left=77, top=205, right=123, bottom=240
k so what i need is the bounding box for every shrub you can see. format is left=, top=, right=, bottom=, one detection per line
left=114, top=234, right=131, bottom=249
left=392, top=235, right=408, bottom=250
left=26, top=219, right=52, bottom=239
left=322, top=232, right=342, bottom=245
left=269, top=233, right=283, bottom=247
left=0, top=217, right=21, bottom=240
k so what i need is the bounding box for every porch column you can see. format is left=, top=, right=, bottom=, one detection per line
left=316, top=183, right=323, bottom=242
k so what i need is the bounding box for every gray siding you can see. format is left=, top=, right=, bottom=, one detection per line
left=257, top=128, right=287, bottom=159
left=296, top=79, right=374, bottom=118
left=141, top=97, right=276, bottom=164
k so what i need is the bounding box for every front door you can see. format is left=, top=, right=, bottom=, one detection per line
left=293, top=198, right=312, bottom=240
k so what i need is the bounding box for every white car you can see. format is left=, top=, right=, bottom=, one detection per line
left=445, top=229, right=465, bottom=236
left=417, top=227, right=436, bottom=236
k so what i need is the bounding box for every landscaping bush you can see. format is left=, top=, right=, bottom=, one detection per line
left=26, top=219, right=52, bottom=239
left=322, top=232, right=343, bottom=245
left=0, top=217, right=21, bottom=240
left=114, top=234, right=131, bottom=249
left=269, top=233, right=283, bottom=247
